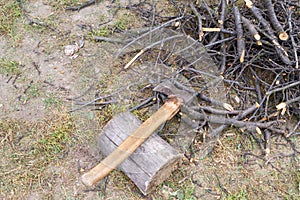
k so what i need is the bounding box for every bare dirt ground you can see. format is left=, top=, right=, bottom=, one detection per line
left=1, top=1, right=299, bottom=199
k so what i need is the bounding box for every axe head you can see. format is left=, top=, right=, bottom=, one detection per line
left=153, top=80, right=194, bottom=104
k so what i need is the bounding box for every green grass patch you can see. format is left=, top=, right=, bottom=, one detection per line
left=114, top=14, right=130, bottom=31
left=96, top=103, right=128, bottom=126
left=0, top=58, right=21, bottom=75
left=88, top=11, right=134, bottom=39
left=162, top=182, right=196, bottom=200
left=0, top=113, right=76, bottom=197
left=0, top=1, right=22, bottom=37
left=92, top=26, right=110, bottom=37
left=158, top=169, right=197, bottom=200
left=226, top=189, right=249, bottom=200
left=23, top=83, right=41, bottom=103
left=43, top=93, right=62, bottom=108
left=27, top=83, right=40, bottom=98
left=37, top=122, right=73, bottom=159
left=295, top=170, right=300, bottom=192
left=47, top=0, right=85, bottom=10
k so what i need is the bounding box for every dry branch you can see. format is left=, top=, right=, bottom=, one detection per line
left=266, top=81, right=300, bottom=96
left=117, top=16, right=185, bottom=56
left=220, top=0, right=228, bottom=72
left=264, top=0, right=288, bottom=41
left=233, top=6, right=246, bottom=63
left=287, top=3, right=299, bottom=68
left=204, top=36, right=235, bottom=48
left=185, top=105, right=281, bottom=130
left=66, top=0, right=96, bottom=11
left=264, top=129, right=271, bottom=156
left=190, top=3, right=204, bottom=41
left=241, top=16, right=261, bottom=42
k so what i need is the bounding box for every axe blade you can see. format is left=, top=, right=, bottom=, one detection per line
left=153, top=80, right=194, bottom=104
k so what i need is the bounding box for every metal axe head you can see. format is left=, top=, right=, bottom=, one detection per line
left=153, top=80, right=194, bottom=105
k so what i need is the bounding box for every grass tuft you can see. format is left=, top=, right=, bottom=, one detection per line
left=0, top=1, right=22, bottom=37
left=0, top=58, right=21, bottom=75
left=43, top=93, right=62, bottom=108
left=226, top=189, right=249, bottom=200
left=37, top=121, right=73, bottom=158
left=0, top=112, right=75, bottom=198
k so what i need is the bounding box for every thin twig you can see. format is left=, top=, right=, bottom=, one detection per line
left=66, top=0, right=97, bottom=11
left=117, top=16, right=185, bottom=56
left=124, top=34, right=183, bottom=69
left=266, top=81, right=300, bottom=95
left=205, top=36, right=235, bottom=48
left=18, top=0, right=60, bottom=34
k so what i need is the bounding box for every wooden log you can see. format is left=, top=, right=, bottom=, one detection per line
left=82, top=98, right=181, bottom=187
left=98, top=111, right=183, bottom=195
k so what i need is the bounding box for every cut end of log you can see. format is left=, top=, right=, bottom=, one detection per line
left=276, top=102, right=287, bottom=110
left=244, top=0, right=253, bottom=8
left=199, top=31, right=204, bottom=41
left=255, top=102, right=260, bottom=108
left=174, top=21, right=180, bottom=27
left=240, top=50, right=245, bottom=63
left=256, top=40, right=262, bottom=46
left=265, top=148, right=270, bottom=156
left=223, top=103, right=234, bottom=112
left=254, top=34, right=261, bottom=41
left=279, top=32, right=289, bottom=41
left=255, top=127, right=262, bottom=135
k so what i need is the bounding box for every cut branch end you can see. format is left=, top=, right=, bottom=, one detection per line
left=257, top=40, right=262, bottom=46
left=279, top=32, right=289, bottom=41
left=254, top=34, right=261, bottom=41
left=244, top=0, right=253, bottom=8
left=240, top=50, right=245, bottom=63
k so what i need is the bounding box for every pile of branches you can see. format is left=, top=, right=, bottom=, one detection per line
left=67, top=0, right=300, bottom=156
left=114, top=0, right=299, bottom=156
left=185, top=0, right=300, bottom=115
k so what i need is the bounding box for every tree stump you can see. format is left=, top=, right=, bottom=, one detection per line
left=98, top=112, right=183, bottom=195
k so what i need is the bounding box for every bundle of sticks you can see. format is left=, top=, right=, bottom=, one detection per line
left=117, top=0, right=300, bottom=155
left=74, top=0, right=299, bottom=157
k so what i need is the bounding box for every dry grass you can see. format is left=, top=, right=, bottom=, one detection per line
left=0, top=110, right=76, bottom=199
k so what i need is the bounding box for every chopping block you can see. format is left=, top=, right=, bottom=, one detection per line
left=98, top=111, right=183, bottom=195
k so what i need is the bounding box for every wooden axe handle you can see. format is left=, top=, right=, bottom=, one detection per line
left=81, top=97, right=181, bottom=186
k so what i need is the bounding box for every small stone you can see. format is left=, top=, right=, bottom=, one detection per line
left=64, top=45, right=79, bottom=56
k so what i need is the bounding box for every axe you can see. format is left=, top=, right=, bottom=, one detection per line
left=81, top=80, right=192, bottom=186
